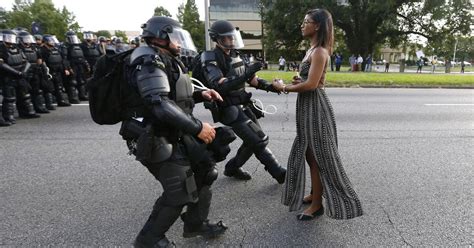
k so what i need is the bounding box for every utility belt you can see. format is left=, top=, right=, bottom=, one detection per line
left=120, top=119, right=173, bottom=164
left=205, top=91, right=252, bottom=123
left=120, top=118, right=236, bottom=165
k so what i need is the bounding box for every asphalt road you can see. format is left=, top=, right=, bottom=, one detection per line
left=1, top=88, right=472, bottom=247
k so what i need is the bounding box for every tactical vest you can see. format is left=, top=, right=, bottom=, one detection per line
left=6, top=47, right=25, bottom=71
left=68, top=45, right=85, bottom=64
left=83, top=43, right=100, bottom=62
left=21, top=46, right=38, bottom=66
left=174, top=65, right=195, bottom=115
left=45, top=47, right=63, bottom=70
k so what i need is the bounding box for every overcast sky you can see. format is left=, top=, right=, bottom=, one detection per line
left=1, top=0, right=206, bottom=32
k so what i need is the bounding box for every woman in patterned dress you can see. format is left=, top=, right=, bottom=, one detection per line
left=273, top=9, right=363, bottom=220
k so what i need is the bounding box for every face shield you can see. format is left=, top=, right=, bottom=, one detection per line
left=20, top=35, right=35, bottom=44
left=83, top=32, right=95, bottom=41
left=168, top=28, right=197, bottom=53
left=218, top=28, right=244, bottom=49
left=3, top=33, right=17, bottom=44
left=45, top=36, right=60, bottom=46
left=67, top=35, right=80, bottom=44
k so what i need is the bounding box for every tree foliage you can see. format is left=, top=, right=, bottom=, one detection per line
left=1, top=0, right=80, bottom=41
left=114, top=30, right=128, bottom=42
left=96, top=30, right=112, bottom=38
left=261, top=0, right=473, bottom=60
left=154, top=6, right=171, bottom=17
left=177, top=0, right=205, bottom=51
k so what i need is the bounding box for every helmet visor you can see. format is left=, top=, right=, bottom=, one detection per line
left=20, top=35, right=35, bottom=44
left=218, top=29, right=244, bottom=49
left=83, top=33, right=95, bottom=40
left=3, top=33, right=17, bottom=44
left=168, top=28, right=197, bottom=53
left=45, top=36, right=60, bottom=46
left=68, top=35, right=80, bottom=44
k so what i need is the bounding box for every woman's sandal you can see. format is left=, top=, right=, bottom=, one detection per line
left=296, top=206, right=324, bottom=221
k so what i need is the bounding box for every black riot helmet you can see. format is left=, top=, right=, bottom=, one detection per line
left=83, top=31, right=96, bottom=42
left=42, top=34, right=60, bottom=47
left=2, top=30, right=18, bottom=46
left=17, top=31, right=35, bottom=47
left=65, top=30, right=80, bottom=44
left=141, top=16, right=196, bottom=52
left=209, top=20, right=244, bottom=49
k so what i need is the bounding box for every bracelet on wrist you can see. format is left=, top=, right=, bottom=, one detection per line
left=283, top=85, right=289, bottom=94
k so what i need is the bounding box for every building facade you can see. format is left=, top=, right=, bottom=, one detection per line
left=209, top=0, right=263, bottom=57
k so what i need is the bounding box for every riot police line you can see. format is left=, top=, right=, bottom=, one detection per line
left=0, top=28, right=142, bottom=127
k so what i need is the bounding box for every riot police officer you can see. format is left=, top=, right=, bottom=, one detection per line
left=0, top=29, right=10, bottom=126
left=0, top=30, right=40, bottom=124
left=80, top=31, right=101, bottom=75
left=17, top=31, right=49, bottom=113
left=125, top=16, right=227, bottom=247
left=40, top=34, right=71, bottom=107
left=61, top=30, right=90, bottom=102
left=201, top=20, right=286, bottom=183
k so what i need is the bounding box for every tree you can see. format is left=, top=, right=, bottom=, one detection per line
left=114, top=30, right=128, bottom=42
left=261, top=0, right=472, bottom=60
left=177, top=0, right=205, bottom=51
left=0, top=7, right=8, bottom=29
left=153, top=6, right=171, bottom=17
left=2, top=0, right=80, bottom=41
left=96, top=30, right=112, bottom=38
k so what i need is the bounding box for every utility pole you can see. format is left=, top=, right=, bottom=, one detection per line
left=204, top=0, right=211, bottom=50
left=453, top=37, right=458, bottom=65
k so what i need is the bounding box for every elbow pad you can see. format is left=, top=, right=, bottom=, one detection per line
left=151, top=99, right=202, bottom=136
left=135, top=64, right=170, bottom=99
left=0, top=61, right=22, bottom=77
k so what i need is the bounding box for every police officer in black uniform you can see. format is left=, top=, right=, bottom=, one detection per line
left=80, top=31, right=101, bottom=75
left=0, top=30, right=40, bottom=124
left=125, top=16, right=227, bottom=247
left=0, top=29, right=10, bottom=126
left=40, top=34, right=71, bottom=107
left=17, top=31, right=50, bottom=114
left=61, top=30, right=90, bottom=102
left=201, top=20, right=286, bottom=183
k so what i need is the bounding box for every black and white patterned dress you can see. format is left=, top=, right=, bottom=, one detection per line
left=281, top=59, right=363, bottom=219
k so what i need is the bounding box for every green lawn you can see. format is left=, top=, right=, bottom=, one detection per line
left=256, top=69, right=474, bottom=87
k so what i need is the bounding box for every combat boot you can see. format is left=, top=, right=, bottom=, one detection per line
left=33, top=94, right=50, bottom=114
left=18, top=96, right=40, bottom=119
left=78, top=85, right=89, bottom=101
left=44, top=92, right=56, bottom=110
left=182, top=219, right=228, bottom=239
left=256, top=147, right=286, bottom=184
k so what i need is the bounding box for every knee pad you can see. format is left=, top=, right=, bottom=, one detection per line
left=202, top=167, right=218, bottom=186
left=158, top=162, right=199, bottom=206
left=232, top=119, right=268, bottom=150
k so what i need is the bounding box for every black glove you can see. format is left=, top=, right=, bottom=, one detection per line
left=257, top=78, right=280, bottom=94
left=245, top=62, right=263, bottom=79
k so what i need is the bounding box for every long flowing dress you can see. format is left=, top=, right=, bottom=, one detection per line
left=281, top=57, right=363, bottom=219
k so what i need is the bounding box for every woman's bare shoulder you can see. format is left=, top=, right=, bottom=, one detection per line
left=311, top=47, right=329, bottom=62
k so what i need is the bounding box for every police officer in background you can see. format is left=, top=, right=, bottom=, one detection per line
left=0, top=30, right=40, bottom=125
left=80, top=31, right=101, bottom=75
left=40, top=34, right=71, bottom=107
left=0, top=29, right=11, bottom=126
left=17, top=31, right=50, bottom=114
left=125, top=16, right=227, bottom=247
left=61, top=30, right=90, bottom=102
left=201, top=20, right=286, bottom=183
